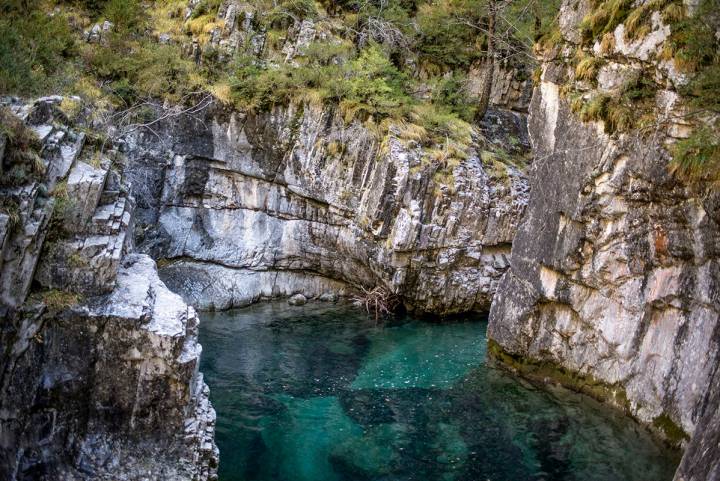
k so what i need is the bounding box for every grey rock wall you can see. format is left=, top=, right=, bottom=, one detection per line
left=487, top=0, right=720, bottom=475
left=127, top=102, right=529, bottom=314
left=0, top=98, right=217, bottom=481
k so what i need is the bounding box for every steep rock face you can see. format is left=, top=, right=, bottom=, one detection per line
left=127, top=102, right=529, bottom=314
left=488, top=0, right=719, bottom=469
left=0, top=98, right=217, bottom=481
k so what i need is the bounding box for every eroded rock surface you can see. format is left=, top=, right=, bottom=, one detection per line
left=127, top=102, right=529, bottom=315
left=0, top=98, right=217, bottom=481
left=488, top=0, right=720, bottom=475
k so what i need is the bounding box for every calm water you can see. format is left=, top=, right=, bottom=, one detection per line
left=199, top=302, right=679, bottom=481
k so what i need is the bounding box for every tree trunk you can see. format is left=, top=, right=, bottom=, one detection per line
left=475, top=0, right=496, bottom=123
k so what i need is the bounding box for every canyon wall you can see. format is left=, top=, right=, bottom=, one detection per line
left=0, top=98, right=217, bottom=480
left=488, top=0, right=719, bottom=476
left=128, top=102, right=530, bottom=314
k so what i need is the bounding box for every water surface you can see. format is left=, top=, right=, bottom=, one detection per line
left=199, top=302, right=679, bottom=481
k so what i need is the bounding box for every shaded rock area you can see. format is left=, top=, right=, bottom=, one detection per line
left=0, top=98, right=217, bottom=481
left=488, top=0, right=720, bottom=478
left=127, top=102, right=529, bottom=315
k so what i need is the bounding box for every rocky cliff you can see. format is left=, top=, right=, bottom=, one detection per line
left=0, top=98, right=217, bottom=480
left=124, top=101, right=529, bottom=315
left=101, top=0, right=535, bottom=316
left=488, top=0, right=719, bottom=476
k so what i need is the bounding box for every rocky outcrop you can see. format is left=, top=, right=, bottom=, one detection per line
left=488, top=0, right=719, bottom=470
left=126, top=101, right=529, bottom=314
left=0, top=98, right=217, bottom=481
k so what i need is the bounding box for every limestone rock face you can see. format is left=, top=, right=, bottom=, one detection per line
left=0, top=98, right=217, bottom=481
left=127, top=102, right=529, bottom=315
left=1, top=255, right=217, bottom=481
left=487, top=0, right=720, bottom=473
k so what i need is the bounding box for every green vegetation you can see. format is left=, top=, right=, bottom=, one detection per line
left=580, top=0, right=634, bottom=44
left=579, top=0, right=687, bottom=45
left=652, top=413, right=690, bottom=447
left=0, top=107, right=44, bottom=187
left=38, top=288, right=83, bottom=311
left=0, top=0, right=562, bottom=177
left=487, top=339, right=631, bottom=412
left=574, top=52, right=603, bottom=82
left=669, top=126, right=720, bottom=182
left=569, top=74, right=655, bottom=135
left=0, top=9, right=76, bottom=94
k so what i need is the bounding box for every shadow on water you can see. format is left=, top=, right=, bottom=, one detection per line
left=198, top=302, right=680, bottom=481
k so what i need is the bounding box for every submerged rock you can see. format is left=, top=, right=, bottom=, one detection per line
left=288, top=293, right=308, bottom=306
left=318, top=292, right=338, bottom=302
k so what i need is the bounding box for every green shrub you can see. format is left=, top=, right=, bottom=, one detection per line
left=431, top=73, right=476, bottom=122
left=416, top=0, right=482, bottom=71
left=670, top=0, right=720, bottom=111
left=341, top=45, right=412, bottom=118
left=0, top=11, right=76, bottom=95
left=103, top=0, right=143, bottom=31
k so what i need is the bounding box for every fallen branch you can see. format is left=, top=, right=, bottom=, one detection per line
left=351, top=285, right=400, bottom=321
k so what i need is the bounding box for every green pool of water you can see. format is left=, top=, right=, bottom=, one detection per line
left=199, top=302, right=679, bottom=481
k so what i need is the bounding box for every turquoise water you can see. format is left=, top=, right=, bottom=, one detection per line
left=199, top=302, right=679, bottom=481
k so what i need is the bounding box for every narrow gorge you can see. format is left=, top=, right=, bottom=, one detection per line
left=0, top=0, right=718, bottom=480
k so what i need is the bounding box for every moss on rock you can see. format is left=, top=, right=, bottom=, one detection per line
left=653, top=413, right=690, bottom=447
left=487, top=339, right=631, bottom=412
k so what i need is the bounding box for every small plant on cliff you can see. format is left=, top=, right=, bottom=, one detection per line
left=39, top=289, right=82, bottom=312
left=575, top=52, right=603, bottom=82
left=669, top=126, right=720, bottom=183
left=580, top=0, right=633, bottom=44
left=0, top=108, right=45, bottom=187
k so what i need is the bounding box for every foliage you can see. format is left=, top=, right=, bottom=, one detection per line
left=0, top=10, right=76, bottom=95
left=229, top=44, right=412, bottom=118
left=571, top=73, right=657, bottom=135
left=415, top=0, right=485, bottom=72
left=0, top=108, right=44, bottom=187
left=580, top=0, right=633, bottom=44
left=670, top=0, right=720, bottom=111
left=669, top=127, right=720, bottom=182
left=102, top=0, right=144, bottom=32
left=431, top=73, right=476, bottom=121
left=341, top=45, right=413, bottom=118
left=507, top=0, right=563, bottom=46
left=85, top=36, right=204, bottom=104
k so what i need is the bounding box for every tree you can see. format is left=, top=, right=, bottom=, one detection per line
left=474, top=0, right=496, bottom=122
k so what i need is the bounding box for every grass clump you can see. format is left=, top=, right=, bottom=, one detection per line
left=580, top=0, right=633, bottom=44
left=623, top=0, right=679, bottom=41
left=40, top=289, right=82, bottom=311
left=669, top=127, right=720, bottom=182
left=570, top=72, right=658, bottom=135
left=575, top=52, right=603, bottom=82
left=0, top=108, right=44, bottom=187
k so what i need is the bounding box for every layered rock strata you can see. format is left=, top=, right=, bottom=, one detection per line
left=488, top=0, right=719, bottom=477
left=127, top=102, right=530, bottom=314
left=0, top=98, right=217, bottom=481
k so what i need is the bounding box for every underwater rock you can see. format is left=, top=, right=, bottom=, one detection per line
left=288, top=293, right=308, bottom=306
